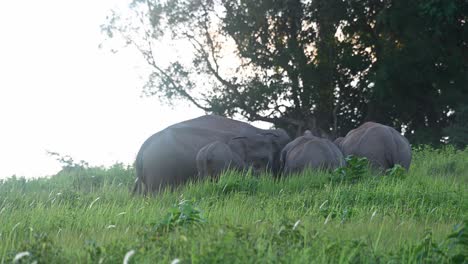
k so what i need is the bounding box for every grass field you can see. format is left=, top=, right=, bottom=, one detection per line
left=1, top=146, right=467, bottom=263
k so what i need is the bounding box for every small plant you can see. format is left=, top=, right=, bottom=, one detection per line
left=413, top=230, right=446, bottom=263
left=446, top=219, right=467, bottom=263
left=85, top=239, right=131, bottom=263
left=332, top=155, right=369, bottom=183
left=85, top=239, right=105, bottom=263
left=274, top=219, right=304, bottom=246
left=154, top=199, right=206, bottom=233
left=386, top=164, right=407, bottom=179
left=8, top=232, right=64, bottom=263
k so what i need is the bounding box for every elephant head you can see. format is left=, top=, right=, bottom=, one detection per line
left=196, top=141, right=245, bottom=179
left=228, top=133, right=283, bottom=175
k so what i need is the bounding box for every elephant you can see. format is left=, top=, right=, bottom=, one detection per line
left=133, top=115, right=291, bottom=194
left=333, top=137, right=344, bottom=148
left=196, top=141, right=245, bottom=179
left=339, top=122, right=412, bottom=170
left=281, top=130, right=345, bottom=174
left=227, top=133, right=284, bottom=174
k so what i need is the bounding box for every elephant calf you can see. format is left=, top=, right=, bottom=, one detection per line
left=337, top=122, right=412, bottom=170
left=196, top=141, right=245, bottom=179
left=281, top=131, right=345, bottom=174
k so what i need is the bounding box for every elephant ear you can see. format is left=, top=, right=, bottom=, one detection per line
left=257, top=133, right=281, bottom=150
left=258, top=132, right=285, bottom=175
left=258, top=132, right=281, bottom=150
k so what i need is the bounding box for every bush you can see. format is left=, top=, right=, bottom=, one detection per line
left=332, top=155, right=370, bottom=183
left=154, top=199, right=206, bottom=233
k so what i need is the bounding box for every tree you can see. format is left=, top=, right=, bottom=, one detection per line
left=103, top=0, right=468, bottom=144
left=341, top=0, right=468, bottom=144
left=104, top=0, right=359, bottom=137
left=444, top=105, right=468, bottom=149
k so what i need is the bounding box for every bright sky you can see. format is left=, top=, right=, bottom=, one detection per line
left=0, top=1, right=210, bottom=179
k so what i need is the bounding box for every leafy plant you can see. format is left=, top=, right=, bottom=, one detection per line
left=446, top=220, right=468, bottom=263
left=274, top=219, right=304, bottom=247
left=154, top=199, right=206, bottom=233
left=414, top=230, right=446, bottom=263
left=386, top=164, right=407, bottom=179
left=332, top=155, right=369, bottom=183
left=85, top=239, right=105, bottom=263
left=8, top=233, right=64, bottom=264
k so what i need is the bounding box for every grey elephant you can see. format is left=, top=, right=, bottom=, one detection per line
left=133, top=115, right=291, bottom=194
left=196, top=141, right=245, bottom=179
left=333, top=137, right=344, bottom=148
left=339, top=122, right=412, bottom=170
left=281, top=130, right=345, bottom=174
left=228, top=133, right=287, bottom=173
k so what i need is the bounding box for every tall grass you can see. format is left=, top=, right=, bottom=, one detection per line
left=0, top=146, right=467, bottom=263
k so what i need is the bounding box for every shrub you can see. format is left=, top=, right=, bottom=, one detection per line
left=386, top=164, right=407, bottom=179
left=154, top=199, right=206, bottom=233
left=332, top=155, right=369, bottom=183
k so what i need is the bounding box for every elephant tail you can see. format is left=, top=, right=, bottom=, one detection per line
left=132, top=150, right=144, bottom=195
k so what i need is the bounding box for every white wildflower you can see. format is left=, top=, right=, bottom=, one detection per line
left=106, top=225, right=116, bottom=229
left=171, top=258, right=181, bottom=264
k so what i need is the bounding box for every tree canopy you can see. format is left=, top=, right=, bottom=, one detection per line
left=103, top=0, right=467, bottom=145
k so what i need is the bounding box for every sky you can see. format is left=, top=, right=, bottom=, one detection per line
left=0, top=0, right=212, bottom=179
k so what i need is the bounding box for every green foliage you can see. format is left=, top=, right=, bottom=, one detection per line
left=47, top=151, right=89, bottom=171
left=84, top=239, right=130, bottom=263
left=215, top=171, right=259, bottom=195
left=85, top=239, right=105, bottom=263
left=332, top=155, right=370, bottom=183
left=0, top=147, right=467, bottom=262
left=7, top=233, right=64, bottom=264
left=274, top=219, right=304, bottom=247
left=446, top=219, right=468, bottom=263
left=444, top=106, right=468, bottom=149
left=415, top=145, right=468, bottom=181
left=390, top=222, right=468, bottom=264
left=154, top=199, right=206, bottom=233
left=103, top=0, right=467, bottom=143
left=386, top=164, right=407, bottom=179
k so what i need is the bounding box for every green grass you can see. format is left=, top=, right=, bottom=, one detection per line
left=0, top=146, right=467, bottom=263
